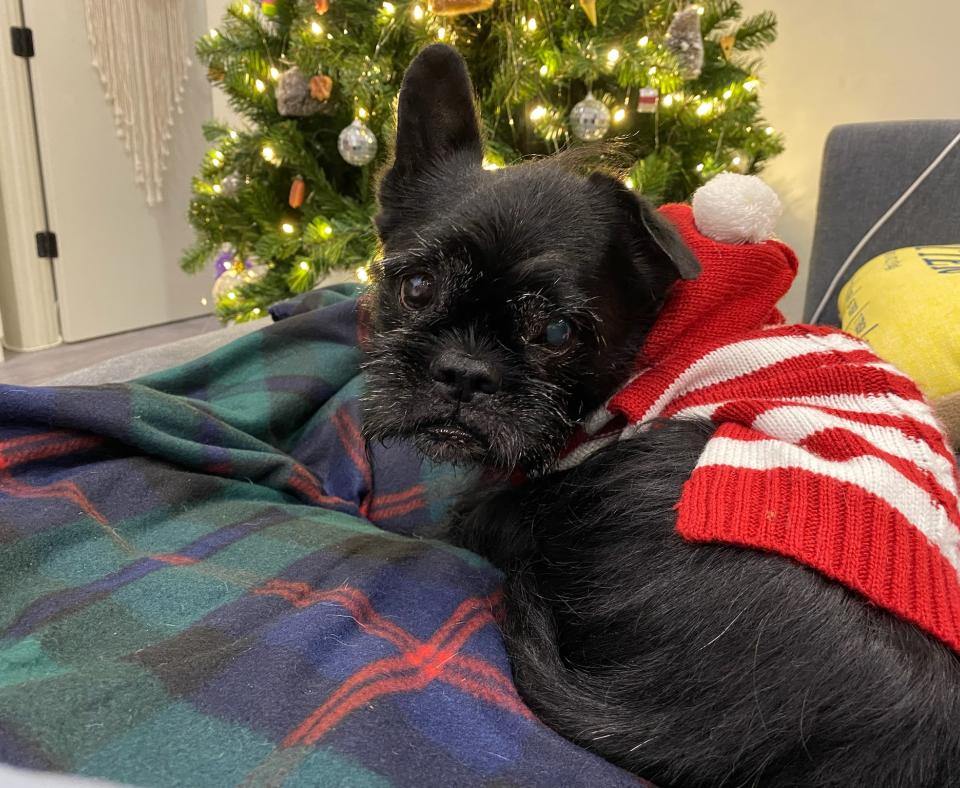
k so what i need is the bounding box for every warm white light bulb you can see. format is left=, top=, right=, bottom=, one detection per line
left=270, top=66, right=280, bottom=80
left=357, top=107, right=368, bottom=119
left=527, top=17, right=537, bottom=32
left=229, top=130, right=239, bottom=140
left=282, top=222, right=295, bottom=234
left=299, top=260, right=310, bottom=270
left=529, top=105, right=547, bottom=121
left=607, top=48, right=620, bottom=64
left=321, top=224, right=334, bottom=238
left=539, top=64, right=548, bottom=77
left=242, top=3, right=251, bottom=15
left=252, top=307, right=262, bottom=315
left=732, top=155, right=742, bottom=166
left=254, top=78, right=266, bottom=92
left=613, top=107, right=626, bottom=123
left=209, top=28, right=219, bottom=38
left=437, top=26, right=446, bottom=40
left=624, top=176, right=635, bottom=189
left=662, top=94, right=675, bottom=107
left=696, top=101, right=713, bottom=117
left=765, top=126, right=775, bottom=135
left=356, top=266, right=369, bottom=282
left=412, top=4, right=424, bottom=20
left=638, top=35, right=649, bottom=47
left=261, top=145, right=275, bottom=161
left=696, top=163, right=705, bottom=172
left=212, top=184, right=222, bottom=193
left=722, top=89, right=733, bottom=99
left=201, top=297, right=208, bottom=306
left=382, top=1, right=395, bottom=13
left=311, top=21, right=323, bottom=34
left=648, top=66, right=657, bottom=75
left=744, top=79, right=759, bottom=92
left=228, top=291, right=237, bottom=299
left=696, top=5, right=705, bottom=14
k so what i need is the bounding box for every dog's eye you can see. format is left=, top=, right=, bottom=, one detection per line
left=543, top=318, right=573, bottom=348
left=400, top=273, right=435, bottom=310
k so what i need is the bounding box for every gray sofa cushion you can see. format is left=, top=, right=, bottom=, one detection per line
left=805, top=120, right=960, bottom=326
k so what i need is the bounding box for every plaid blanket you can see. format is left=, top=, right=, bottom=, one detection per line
left=0, top=288, right=641, bottom=787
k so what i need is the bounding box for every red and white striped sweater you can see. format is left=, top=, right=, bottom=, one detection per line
left=560, top=203, right=960, bottom=654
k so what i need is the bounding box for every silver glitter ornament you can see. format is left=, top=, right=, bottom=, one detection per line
left=220, top=173, right=241, bottom=196
left=338, top=120, right=378, bottom=166
left=276, top=67, right=326, bottom=117
left=569, top=93, right=610, bottom=141
left=665, top=6, right=704, bottom=80
left=212, top=262, right=268, bottom=302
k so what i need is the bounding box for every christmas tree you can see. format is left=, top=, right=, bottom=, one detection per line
left=183, top=0, right=783, bottom=321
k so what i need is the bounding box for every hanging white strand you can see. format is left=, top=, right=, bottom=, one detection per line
left=83, top=0, right=190, bottom=206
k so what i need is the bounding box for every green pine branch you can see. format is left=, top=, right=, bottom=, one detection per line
left=182, top=0, right=785, bottom=322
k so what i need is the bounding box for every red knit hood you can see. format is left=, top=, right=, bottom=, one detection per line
left=597, top=203, right=801, bottom=427
left=558, top=199, right=960, bottom=656
left=641, top=203, right=799, bottom=365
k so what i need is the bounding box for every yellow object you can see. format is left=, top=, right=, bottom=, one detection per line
left=579, top=0, right=597, bottom=26
left=429, top=0, right=494, bottom=15
left=839, top=245, right=960, bottom=399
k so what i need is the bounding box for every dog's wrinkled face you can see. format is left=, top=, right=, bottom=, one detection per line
left=361, top=45, right=699, bottom=473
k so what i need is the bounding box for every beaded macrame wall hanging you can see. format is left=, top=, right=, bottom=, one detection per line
left=84, top=0, right=191, bottom=206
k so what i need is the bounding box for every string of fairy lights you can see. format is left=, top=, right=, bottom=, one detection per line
left=195, top=0, right=780, bottom=318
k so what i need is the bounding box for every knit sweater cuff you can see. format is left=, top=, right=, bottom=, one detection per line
left=675, top=461, right=960, bottom=653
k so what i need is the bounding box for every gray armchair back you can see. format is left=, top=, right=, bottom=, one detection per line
left=804, top=120, right=960, bottom=326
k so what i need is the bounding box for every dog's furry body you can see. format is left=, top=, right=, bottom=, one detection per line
left=362, top=45, right=960, bottom=786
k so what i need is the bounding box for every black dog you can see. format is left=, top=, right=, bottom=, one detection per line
left=362, top=45, right=960, bottom=787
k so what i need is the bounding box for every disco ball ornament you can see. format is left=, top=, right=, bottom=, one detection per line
left=570, top=93, right=611, bottom=141
left=337, top=119, right=378, bottom=166
left=212, top=262, right=268, bottom=302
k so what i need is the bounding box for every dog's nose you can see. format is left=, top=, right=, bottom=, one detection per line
left=430, top=350, right=502, bottom=402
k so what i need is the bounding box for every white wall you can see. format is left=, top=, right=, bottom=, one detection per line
left=740, top=0, right=960, bottom=319
left=206, top=0, right=246, bottom=128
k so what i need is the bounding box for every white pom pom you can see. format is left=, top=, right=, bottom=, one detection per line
left=691, top=173, right=781, bottom=244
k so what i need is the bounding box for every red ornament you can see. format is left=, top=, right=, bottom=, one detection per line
left=315, top=0, right=329, bottom=14
left=289, top=176, right=307, bottom=209
left=637, top=87, right=659, bottom=114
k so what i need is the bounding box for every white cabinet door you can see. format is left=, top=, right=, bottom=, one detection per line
left=24, top=1, right=213, bottom=341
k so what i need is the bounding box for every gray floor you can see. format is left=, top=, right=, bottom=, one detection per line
left=0, top=315, right=222, bottom=385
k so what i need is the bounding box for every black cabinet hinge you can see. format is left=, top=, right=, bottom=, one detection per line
left=10, top=26, right=34, bottom=58
left=36, top=231, right=58, bottom=259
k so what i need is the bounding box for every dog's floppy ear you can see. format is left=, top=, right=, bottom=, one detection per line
left=383, top=44, right=482, bottom=188
left=589, top=172, right=701, bottom=281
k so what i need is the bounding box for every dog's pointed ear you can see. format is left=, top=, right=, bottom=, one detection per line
left=377, top=45, right=482, bottom=245
left=589, top=172, right=701, bottom=281
left=385, top=44, right=482, bottom=187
